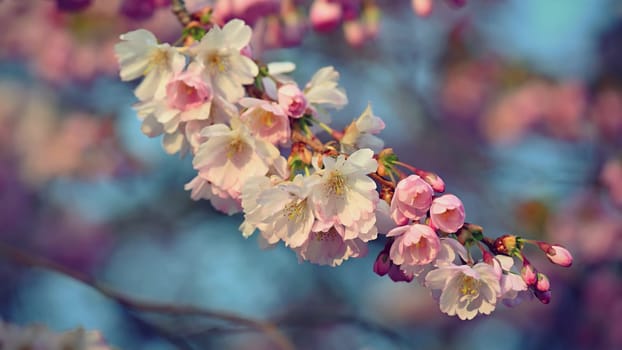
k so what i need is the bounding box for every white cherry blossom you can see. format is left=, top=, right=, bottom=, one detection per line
left=193, top=19, right=259, bottom=102
left=115, top=29, right=186, bottom=101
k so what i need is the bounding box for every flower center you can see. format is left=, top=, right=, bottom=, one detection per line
left=206, top=52, right=229, bottom=73
left=460, top=276, right=480, bottom=296
left=325, top=171, right=346, bottom=196
left=314, top=230, right=339, bottom=241
left=145, top=49, right=169, bottom=74
left=284, top=199, right=306, bottom=222
left=259, top=110, right=275, bottom=127
left=411, top=238, right=427, bottom=251
left=227, top=138, right=246, bottom=159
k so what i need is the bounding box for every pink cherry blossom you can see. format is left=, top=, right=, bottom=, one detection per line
left=430, top=194, right=465, bottom=233
left=166, top=68, right=213, bottom=112
left=278, top=84, right=308, bottom=118
left=601, top=158, right=622, bottom=206
left=295, top=228, right=367, bottom=266
left=310, top=0, right=343, bottom=32
left=386, top=223, right=441, bottom=266
left=390, top=175, right=433, bottom=225
left=184, top=175, right=242, bottom=215
left=239, top=98, right=290, bottom=145
left=411, top=0, right=432, bottom=17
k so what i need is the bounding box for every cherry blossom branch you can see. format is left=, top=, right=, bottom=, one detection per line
left=0, top=241, right=295, bottom=350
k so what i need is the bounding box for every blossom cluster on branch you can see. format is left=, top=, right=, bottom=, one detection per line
left=115, top=17, right=572, bottom=320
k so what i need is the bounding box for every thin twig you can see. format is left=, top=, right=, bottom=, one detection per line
left=171, top=0, right=192, bottom=26
left=0, top=241, right=294, bottom=350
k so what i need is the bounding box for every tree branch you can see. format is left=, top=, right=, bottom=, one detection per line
left=171, top=0, right=192, bottom=26
left=0, top=241, right=294, bottom=350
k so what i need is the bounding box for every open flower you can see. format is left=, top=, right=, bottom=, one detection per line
left=340, top=103, right=386, bottom=153
left=386, top=223, right=441, bottom=266
left=425, top=262, right=501, bottom=320
left=192, top=119, right=280, bottom=199
left=134, top=63, right=213, bottom=136
left=184, top=175, right=242, bottom=215
left=244, top=175, right=318, bottom=248
left=193, top=19, right=259, bottom=102
left=115, top=29, right=185, bottom=101
left=278, top=84, right=308, bottom=118
left=390, top=174, right=433, bottom=225
left=430, top=194, right=465, bottom=233
left=310, top=148, right=378, bottom=239
left=304, top=66, right=348, bottom=111
left=295, top=228, right=367, bottom=266
left=239, top=97, right=290, bottom=145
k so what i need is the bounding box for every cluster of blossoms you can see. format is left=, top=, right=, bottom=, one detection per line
left=115, top=18, right=573, bottom=320
left=0, top=320, right=112, bottom=350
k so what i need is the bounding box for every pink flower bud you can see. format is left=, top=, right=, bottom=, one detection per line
left=541, top=244, right=573, bottom=267
left=390, top=175, right=433, bottom=225
left=310, top=0, right=343, bottom=33
left=343, top=20, right=367, bottom=47
left=521, top=261, right=537, bottom=286
left=373, top=250, right=391, bottom=276
left=416, top=170, right=445, bottom=193
left=535, top=273, right=550, bottom=292
left=430, top=194, right=465, bottom=233
left=411, top=0, right=433, bottom=17
left=278, top=84, right=308, bottom=118
left=534, top=289, right=551, bottom=304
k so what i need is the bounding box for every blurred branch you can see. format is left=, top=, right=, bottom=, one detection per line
left=171, top=0, right=191, bottom=26
left=0, top=241, right=294, bottom=350
left=178, top=310, right=413, bottom=349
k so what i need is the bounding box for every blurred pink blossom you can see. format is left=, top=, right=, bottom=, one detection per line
left=601, top=158, right=622, bottom=206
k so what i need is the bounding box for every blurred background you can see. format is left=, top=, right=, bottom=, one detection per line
left=0, top=0, right=621, bottom=349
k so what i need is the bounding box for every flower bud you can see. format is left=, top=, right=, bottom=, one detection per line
left=430, top=194, right=465, bottom=233
left=310, top=0, right=343, bottom=33
left=534, top=289, right=551, bottom=304
left=373, top=250, right=391, bottom=276
left=520, top=260, right=537, bottom=286
left=538, top=243, right=573, bottom=267
left=344, top=20, right=367, bottom=47
left=493, top=234, right=521, bottom=256
left=388, top=264, right=414, bottom=283
left=415, top=170, right=445, bottom=193
left=535, top=272, right=550, bottom=292
left=411, top=0, right=433, bottom=17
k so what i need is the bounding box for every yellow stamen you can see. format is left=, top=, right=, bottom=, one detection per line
left=325, top=171, right=346, bottom=196
left=259, top=110, right=275, bottom=127
left=144, top=49, right=169, bottom=75
left=206, top=53, right=228, bottom=73
left=284, top=199, right=306, bottom=222
left=227, top=138, right=245, bottom=159
left=460, top=276, right=480, bottom=296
